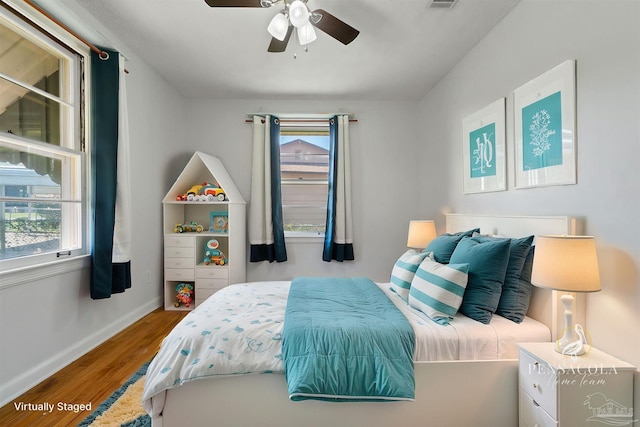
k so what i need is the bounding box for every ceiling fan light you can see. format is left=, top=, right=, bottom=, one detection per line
left=268, top=12, right=289, bottom=41
left=288, top=0, right=309, bottom=28
left=297, top=21, right=316, bottom=45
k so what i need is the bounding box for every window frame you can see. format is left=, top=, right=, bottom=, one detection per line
left=0, top=1, right=91, bottom=285
left=279, top=121, right=330, bottom=240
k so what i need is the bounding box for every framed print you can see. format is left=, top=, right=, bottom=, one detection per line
left=209, top=211, right=229, bottom=233
left=462, top=98, right=506, bottom=194
left=514, top=60, right=576, bottom=189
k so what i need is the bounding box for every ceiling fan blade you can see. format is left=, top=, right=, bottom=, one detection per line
left=268, top=26, right=293, bottom=52
left=310, top=9, right=359, bottom=45
left=204, top=0, right=270, bottom=7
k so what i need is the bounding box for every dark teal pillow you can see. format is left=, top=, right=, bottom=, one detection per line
left=425, top=228, right=479, bottom=264
left=449, top=236, right=511, bottom=324
left=497, top=246, right=535, bottom=323
left=473, top=235, right=534, bottom=317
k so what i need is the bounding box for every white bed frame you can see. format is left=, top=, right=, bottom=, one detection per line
left=152, top=214, right=581, bottom=427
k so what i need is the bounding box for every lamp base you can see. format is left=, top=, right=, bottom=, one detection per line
left=555, top=294, right=586, bottom=356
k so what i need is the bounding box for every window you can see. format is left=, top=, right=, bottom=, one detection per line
left=280, top=122, right=329, bottom=237
left=0, top=5, right=86, bottom=271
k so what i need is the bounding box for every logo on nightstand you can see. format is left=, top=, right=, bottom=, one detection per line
left=584, top=393, right=636, bottom=426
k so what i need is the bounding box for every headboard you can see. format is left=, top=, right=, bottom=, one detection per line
left=445, top=213, right=584, bottom=341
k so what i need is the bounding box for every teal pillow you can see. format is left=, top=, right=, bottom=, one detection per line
left=473, top=235, right=534, bottom=313
left=425, top=228, right=479, bottom=264
left=497, top=246, right=535, bottom=323
left=449, top=236, right=511, bottom=324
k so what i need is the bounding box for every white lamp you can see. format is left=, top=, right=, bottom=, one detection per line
left=288, top=0, right=310, bottom=28
left=407, top=220, right=437, bottom=249
left=531, top=235, right=601, bottom=356
left=268, top=12, right=290, bottom=41
left=297, top=21, right=317, bottom=45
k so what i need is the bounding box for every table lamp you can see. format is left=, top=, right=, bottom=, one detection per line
left=531, top=235, right=601, bottom=356
left=407, top=220, right=437, bottom=249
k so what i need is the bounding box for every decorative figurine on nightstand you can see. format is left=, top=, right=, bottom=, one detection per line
left=174, top=283, right=194, bottom=307
left=203, top=239, right=228, bottom=266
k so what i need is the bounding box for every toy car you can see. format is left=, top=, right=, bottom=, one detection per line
left=186, top=184, right=204, bottom=201
left=199, top=182, right=226, bottom=201
left=174, top=221, right=204, bottom=233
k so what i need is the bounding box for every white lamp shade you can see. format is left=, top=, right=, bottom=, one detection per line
left=267, top=13, right=289, bottom=41
left=288, top=0, right=310, bottom=28
left=407, top=220, right=437, bottom=249
left=296, top=22, right=316, bottom=45
left=531, top=235, right=601, bottom=292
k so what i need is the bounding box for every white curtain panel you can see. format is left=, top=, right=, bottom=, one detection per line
left=112, top=53, right=132, bottom=264
left=249, top=115, right=274, bottom=247
left=334, top=115, right=353, bottom=246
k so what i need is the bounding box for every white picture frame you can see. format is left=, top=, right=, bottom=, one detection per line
left=462, top=98, right=506, bottom=194
left=514, top=60, right=577, bottom=189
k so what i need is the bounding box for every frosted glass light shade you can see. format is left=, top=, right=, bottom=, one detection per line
left=268, top=13, right=289, bottom=41
left=289, top=0, right=309, bottom=28
left=407, top=220, right=437, bottom=249
left=296, top=22, right=316, bottom=45
left=531, top=235, right=601, bottom=292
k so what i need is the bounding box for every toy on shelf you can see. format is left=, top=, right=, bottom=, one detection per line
left=176, top=182, right=226, bottom=202
left=174, top=282, right=194, bottom=307
left=174, top=221, right=204, bottom=233
left=203, top=239, right=228, bottom=266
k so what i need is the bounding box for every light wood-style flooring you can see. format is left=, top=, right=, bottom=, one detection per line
left=0, top=308, right=186, bottom=427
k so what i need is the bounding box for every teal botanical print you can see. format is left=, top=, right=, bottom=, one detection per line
left=469, top=122, right=496, bottom=178
left=522, top=91, right=563, bottom=171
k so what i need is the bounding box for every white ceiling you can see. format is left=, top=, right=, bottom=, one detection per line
left=36, top=0, right=521, bottom=101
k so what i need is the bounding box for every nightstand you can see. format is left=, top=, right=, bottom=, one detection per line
left=518, top=342, right=635, bottom=427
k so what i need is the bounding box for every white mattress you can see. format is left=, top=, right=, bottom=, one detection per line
left=378, top=282, right=551, bottom=361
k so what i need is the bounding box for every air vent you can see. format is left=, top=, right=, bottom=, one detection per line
left=427, top=0, right=459, bottom=8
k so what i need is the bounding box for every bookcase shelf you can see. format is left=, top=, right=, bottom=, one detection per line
left=162, top=152, right=246, bottom=311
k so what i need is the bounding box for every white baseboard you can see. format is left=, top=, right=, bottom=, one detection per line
left=0, top=297, right=162, bottom=407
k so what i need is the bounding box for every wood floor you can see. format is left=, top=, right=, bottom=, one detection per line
left=0, top=308, right=186, bottom=427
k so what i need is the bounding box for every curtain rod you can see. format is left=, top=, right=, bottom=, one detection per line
left=245, top=118, right=358, bottom=124
left=23, top=0, right=129, bottom=74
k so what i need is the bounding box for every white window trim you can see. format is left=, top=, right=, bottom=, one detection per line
left=1, top=1, right=92, bottom=280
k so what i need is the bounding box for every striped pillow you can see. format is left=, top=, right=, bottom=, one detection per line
left=409, top=258, right=469, bottom=325
left=389, top=250, right=433, bottom=301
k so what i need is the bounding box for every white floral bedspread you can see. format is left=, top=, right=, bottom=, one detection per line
left=142, top=281, right=290, bottom=413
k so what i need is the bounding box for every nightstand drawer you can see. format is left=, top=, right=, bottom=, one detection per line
left=165, top=268, right=195, bottom=281
left=519, top=389, right=557, bottom=427
left=165, top=246, right=194, bottom=258
left=519, top=350, right=557, bottom=417
left=165, top=257, right=194, bottom=269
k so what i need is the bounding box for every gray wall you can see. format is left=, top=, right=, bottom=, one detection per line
left=181, top=99, right=423, bottom=282
left=418, top=0, right=640, bottom=402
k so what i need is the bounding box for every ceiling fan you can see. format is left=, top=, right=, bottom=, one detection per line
left=204, top=0, right=360, bottom=53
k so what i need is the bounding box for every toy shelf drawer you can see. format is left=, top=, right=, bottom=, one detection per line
left=165, top=246, right=193, bottom=258
left=196, top=267, right=229, bottom=279
left=196, top=278, right=228, bottom=290
left=519, top=388, right=557, bottom=427
left=165, top=257, right=194, bottom=269
left=165, top=235, right=195, bottom=247
left=165, top=268, right=195, bottom=281
left=519, top=350, right=557, bottom=418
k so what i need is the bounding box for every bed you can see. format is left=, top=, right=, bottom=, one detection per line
left=143, top=214, right=583, bottom=427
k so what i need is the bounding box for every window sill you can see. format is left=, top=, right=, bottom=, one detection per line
left=0, top=254, right=91, bottom=290
left=284, top=232, right=325, bottom=243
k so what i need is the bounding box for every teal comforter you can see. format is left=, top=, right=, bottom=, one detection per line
left=283, top=277, right=416, bottom=401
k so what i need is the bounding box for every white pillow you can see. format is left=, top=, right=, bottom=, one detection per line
left=409, top=258, right=469, bottom=325
left=389, top=250, right=433, bottom=301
